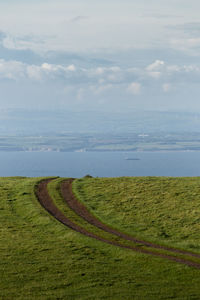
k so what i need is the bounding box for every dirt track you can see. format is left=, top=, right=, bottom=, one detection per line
left=35, top=179, right=200, bottom=270
left=61, top=179, right=200, bottom=259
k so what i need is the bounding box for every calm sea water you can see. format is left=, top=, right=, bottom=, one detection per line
left=1, top=151, right=200, bottom=177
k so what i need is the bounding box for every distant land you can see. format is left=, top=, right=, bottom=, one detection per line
left=1, top=109, right=200, bottom=152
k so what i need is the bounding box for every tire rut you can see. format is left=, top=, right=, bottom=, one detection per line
left=61, top=179, right=200, bottom=260
left=35, top=179, right=200, bottom=270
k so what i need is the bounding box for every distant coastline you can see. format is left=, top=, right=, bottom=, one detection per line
left=1, top=149, right=198, bottom=153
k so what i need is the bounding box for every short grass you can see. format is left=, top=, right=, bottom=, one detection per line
left=73, top=177, right=200, bottom=252
left=0, top=177, right=200, bottom=299
left=48, top=178, right=191, bottom=259
left=47, top=178, right=125, bottom=244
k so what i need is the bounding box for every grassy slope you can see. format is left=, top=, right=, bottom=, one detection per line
left=73, top=177, right=200, bottom=252
left=0, top=177, right=200, bottom=299
left=47, top=179, right=181, bottom=256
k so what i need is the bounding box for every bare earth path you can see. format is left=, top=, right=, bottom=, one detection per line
left=35, top=179, right=200, bottom=270
left=61, top=179, right=200, bottom=259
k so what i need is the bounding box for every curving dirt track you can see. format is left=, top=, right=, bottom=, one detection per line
left=61, top=179, right=200, bottom=259
left=35, top=179, right=200, bottom=270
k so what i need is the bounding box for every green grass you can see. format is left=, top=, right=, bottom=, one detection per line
left=47, top=178, right=124, bottom=243
left=1, top=177, right=200, bottom=299
left=47, top=178, right=200, bottom=264
left=73, top=177, right=200, bottom=252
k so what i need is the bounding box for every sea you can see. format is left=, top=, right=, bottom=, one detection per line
left=2, top=151, right=200, bottom=178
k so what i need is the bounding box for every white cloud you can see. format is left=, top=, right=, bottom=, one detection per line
left=166, top=65, right=180, bottom=73
left=94, top=66, right=121, bottom=76
left=146, top=60, right=165, bottom=71
left=145, top=60, right=165, bottom=79
left=27, top=65, right=43, bottom=81
left=27, top=63, right=76, bottom=80
left=41, top=63, right=76, bottom=72
left=1, top=0, right=200, bottom=56
left=127, top=82, right=141, bottom=95
left=67, top=64, right=76, bottom=71
left=0, top=59, right=79, bottom=82
left=2, top=57, right=200, bottom=101
left=170, top=37, right=200, bottom=55
left=41, top=63, right=53, bottom=71
left=0, top=1, right=172, bottom=53
left=3, top=35, right=30, bottom=51
left=91, top=66, right=122, bottom=83
left=2, top=34, right=46, bottom=53
left=0, top=59, right=25, bottom=80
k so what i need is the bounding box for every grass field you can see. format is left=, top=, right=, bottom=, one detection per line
left=73, top=177, right=200, bottom=252
left=1, top=176, right=200, bottom=299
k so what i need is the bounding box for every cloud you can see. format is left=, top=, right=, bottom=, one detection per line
left=145, top=60, right=165, bottom=79
left=94, top=66, right=120, bottom=75
left=2, top=57, right=200, bottom=102
left=0, top=59, right=78, bottom=82
left=0, top=59, right=25, bottom=80
left=1, top=0, right=200, bottom=57
left=168, top=23, right=200, bottom=55
left=171, top=38, right=200, bottom=50
left=146, top=60, right=165, bottom=71
left=27, top=65, right=43, bottom=81
left=127, top=82, right=141, bottom=95
left=41, top=63, right=59, bottom=72
left=40, top=62, right=76, bottom=72
left=67, top=64, right=76, bottom=71
left=2, top=34, right=45, bottom=53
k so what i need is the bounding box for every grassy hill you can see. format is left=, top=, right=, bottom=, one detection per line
left=1, top=176, right=200, bottom=299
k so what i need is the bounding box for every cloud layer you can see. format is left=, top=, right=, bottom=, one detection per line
left=1, top=58, right=200, bottom=90
left=0, top=0, right=200, bottom=55
left=1, top=1, right=200, bottom=111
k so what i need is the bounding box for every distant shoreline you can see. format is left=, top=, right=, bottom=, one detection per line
left=0, top=149, right=198, bottom=153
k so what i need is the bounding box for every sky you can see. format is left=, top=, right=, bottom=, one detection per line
left=1, top=0, right=200, bottom=112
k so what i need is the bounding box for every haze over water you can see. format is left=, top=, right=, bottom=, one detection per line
left=2, top=151, right=200, bottom=178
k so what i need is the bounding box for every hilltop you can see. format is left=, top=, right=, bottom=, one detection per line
left=1, top=176, right=200, bottom=299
